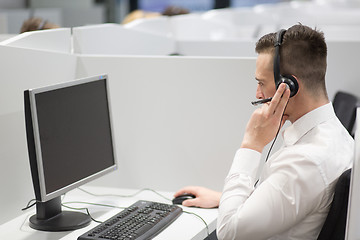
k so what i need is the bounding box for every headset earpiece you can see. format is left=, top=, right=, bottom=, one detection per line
left=274, top=29, right=299, bottom=98
left=277, top=75, right=299, bottom=97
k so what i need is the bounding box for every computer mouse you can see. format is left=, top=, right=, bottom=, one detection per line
left=172, top=193, right=196, bottom=205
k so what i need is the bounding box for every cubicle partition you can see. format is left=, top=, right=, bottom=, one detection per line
left=177, top=39, right=257, bottom=57
left=72, top=24, right=176, bottom=55
left=123, top=16, right=173, bottom=37
left=0, top=45, right=76, bottom=225
left=76, top=55, right=256, bottom=192
left=0, top=28, right=72, bottom=53
left=326, top=41, right=360, bottom=100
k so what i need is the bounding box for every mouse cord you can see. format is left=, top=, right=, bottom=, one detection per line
left=183, top=210, right=210, bottom=236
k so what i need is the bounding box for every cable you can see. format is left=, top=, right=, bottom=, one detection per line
left=61, top=203, right=103, bottom=223
left=265, top=101, right=288, bottom=163
left=183, top=210, right=210, bottom=236
left=61, top=201, right=128, bottom=224
left=62, top=201, right=125, bottom=210
left=264, top=113, right=285, bottom=163
left=21, top=199, right=37, bottom=211
left=77, top=187, right=172, bottom=202
left=254, top=103, right=288, bottom=187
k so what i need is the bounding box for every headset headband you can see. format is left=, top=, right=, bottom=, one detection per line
left=273, top=29, right=286, bottom=87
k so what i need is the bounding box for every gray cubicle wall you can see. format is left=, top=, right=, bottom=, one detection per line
left=76, top=55, right=256, bottom=192
left=326, top=41, right=360, bottom=100
left=0, top=45, right=76, bottom=225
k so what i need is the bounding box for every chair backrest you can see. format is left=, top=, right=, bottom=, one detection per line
left=333, top=91, right=359, bottom=135
left=317, top=168, right=352, bottom=240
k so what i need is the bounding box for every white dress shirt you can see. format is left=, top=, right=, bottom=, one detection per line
left=217, top=103, right=354, bottom=240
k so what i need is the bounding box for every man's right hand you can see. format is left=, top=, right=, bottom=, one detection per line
left=241, top=83, right=290, bottom=153
left=174, top=186, right=221, bottom=208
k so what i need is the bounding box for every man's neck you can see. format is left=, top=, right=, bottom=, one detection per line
left=288, top=95, right=330, bottom=123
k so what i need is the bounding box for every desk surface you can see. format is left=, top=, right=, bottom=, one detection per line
left=0, top=186, right=217, bottom=240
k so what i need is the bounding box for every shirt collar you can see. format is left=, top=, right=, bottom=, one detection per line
left=282, top=102, right=335, bottom=146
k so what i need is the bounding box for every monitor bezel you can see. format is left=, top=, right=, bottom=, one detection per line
left=27, top=74, right=117, bottom=202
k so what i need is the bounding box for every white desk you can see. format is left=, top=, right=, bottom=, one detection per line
left=0, top=186, right=217, bottom=240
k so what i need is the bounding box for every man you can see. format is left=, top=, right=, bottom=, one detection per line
left=174, top=24, right=354, bottom=239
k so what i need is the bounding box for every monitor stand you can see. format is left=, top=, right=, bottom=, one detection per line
left=29, top=196, right=91, bottom=231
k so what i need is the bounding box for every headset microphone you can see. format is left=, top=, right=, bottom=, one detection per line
left=251, top=97, right=272, bottom=106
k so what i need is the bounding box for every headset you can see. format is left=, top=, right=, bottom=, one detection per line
left=251, top=29, right=299, bottom=106
left=273, top=29, right=298, bottom=97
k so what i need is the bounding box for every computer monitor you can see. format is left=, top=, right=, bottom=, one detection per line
left=24, top=74, right=117, bottom=231
left=345, top=107, right=360, bottom=240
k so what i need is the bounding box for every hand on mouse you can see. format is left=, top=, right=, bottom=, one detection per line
left=174, top=186, right=221, bottom=208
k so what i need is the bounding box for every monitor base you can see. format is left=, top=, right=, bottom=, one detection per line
left=29, top=211, right=91, bottom=231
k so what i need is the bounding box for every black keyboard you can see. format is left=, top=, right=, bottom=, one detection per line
left=78, top=200, right=183, bottom=240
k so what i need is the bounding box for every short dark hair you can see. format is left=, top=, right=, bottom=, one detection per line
left=255, top=24, right=328, bottom=98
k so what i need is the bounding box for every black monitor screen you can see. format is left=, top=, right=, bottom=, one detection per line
left=27, top=75, right=117, bottom=200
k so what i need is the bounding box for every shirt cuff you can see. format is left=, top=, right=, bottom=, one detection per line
left=227, top=148, right=262, bottom=181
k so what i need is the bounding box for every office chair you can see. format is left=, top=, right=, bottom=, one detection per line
left=317, top=168, right=352, bottom=240
left=332, top=91, right=359, bottom=135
